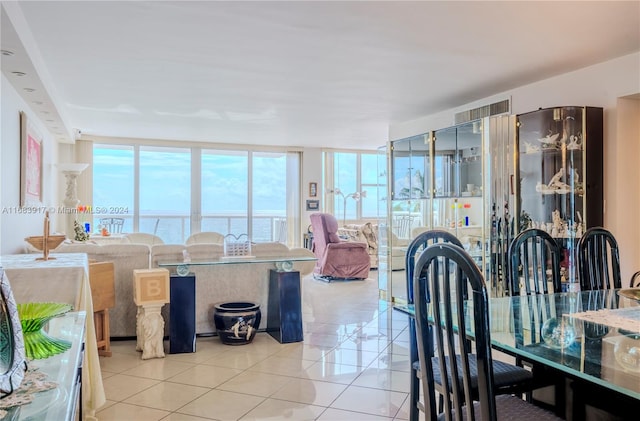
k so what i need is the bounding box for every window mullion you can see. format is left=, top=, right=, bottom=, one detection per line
left=134, top=145, right=140, bottom=233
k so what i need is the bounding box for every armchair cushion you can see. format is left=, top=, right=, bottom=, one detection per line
left=340, top=222, right=379, bottom=269
left=185, top=232, right=225, bottom=245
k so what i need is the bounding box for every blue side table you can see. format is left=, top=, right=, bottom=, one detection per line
left=267, top=269, right=303, bottom=343
left=169, top=273, right=196, bottom=353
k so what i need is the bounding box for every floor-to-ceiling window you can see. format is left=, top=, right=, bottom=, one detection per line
left=329, top=151, right=381, bottom=224
left=201, top=149, right=249, bottom=236
left=139, top=146, right=191, bottom=243
left=251, top=151, right=289, bottom=243
left=94, top=143, right=300, bottom=245
left=93, top=144, right=134, bottom=232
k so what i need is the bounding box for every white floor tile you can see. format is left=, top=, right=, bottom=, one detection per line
left=317, top=408, right=393, bottom=420
left=177, top=389, right=265, bottom=420
left=323, top=347, right=381, bottom=367
left=97, top=402, right=170, bottom=420
left=304, top=361, right=367, bottom=384
left=352, top=367, right=411, bottom=393
left=239, top=398, right=326, bottom=420
left=217, top=371, right=292, bottom=397
left=124, top=382, right=210, bottom=411
left=121, top=358, right=196, bottom=380
left=247, top=355, right=315, bottom=377
left=270, top=377, right=347, bottom=406
left=161, top=413, right=213, bottom=421
left=168, top=364, right=242, bottom=388
left=330, top=385, right=407, bottom=418
left=102, top=373, right=160, bottom=402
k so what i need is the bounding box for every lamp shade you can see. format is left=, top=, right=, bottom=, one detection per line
left=56, top=163, right=89, bottom=173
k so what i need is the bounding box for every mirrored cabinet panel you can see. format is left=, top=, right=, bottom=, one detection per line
left=432, top=120, right=486, bottom=270
left=433, top=126, right=457, bottom=198
left=458, top=121, right=483, bottom=198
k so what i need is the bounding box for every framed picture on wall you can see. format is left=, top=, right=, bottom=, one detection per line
left=309, top=182, right=318, bottom=197
left=306, top=200, right=319, bottom=211
left=20, top=111, right=43, bottom=206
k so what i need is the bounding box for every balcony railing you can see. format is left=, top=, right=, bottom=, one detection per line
left=91, top=213, right=288, bottom=245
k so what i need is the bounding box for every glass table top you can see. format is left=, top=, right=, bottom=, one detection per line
left=158, top=256, right=316, bottom=267
left=158, top=256, right=317, bottom=276
left=395, top=289, right=640, bottom=400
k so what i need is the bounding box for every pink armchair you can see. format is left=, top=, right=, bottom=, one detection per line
left=309, top=213, right=371, bottom=280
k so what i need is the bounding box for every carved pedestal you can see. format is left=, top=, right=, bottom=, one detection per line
left=136, top=303, right=166, bottom=360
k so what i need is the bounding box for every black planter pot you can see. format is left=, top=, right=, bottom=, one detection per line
left=213, top=302, right=261, bottom=345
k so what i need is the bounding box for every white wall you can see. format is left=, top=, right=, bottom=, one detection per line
left=300, top=147, right=323, bottom=236
left=1, top=73, right=59, bottom=254
left=390, top=52, right=640, bottom=281
left=615, top=96, right=640, bottom=279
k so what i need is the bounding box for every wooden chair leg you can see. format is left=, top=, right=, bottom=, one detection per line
left=94, top=309, right=112, bottom=357
left=100, top=308, right=112, bottom=357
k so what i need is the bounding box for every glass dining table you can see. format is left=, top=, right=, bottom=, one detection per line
left=395, top=288, right=640, bottom=402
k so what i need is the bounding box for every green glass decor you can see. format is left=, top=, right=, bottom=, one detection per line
left=17, top=303, right=73, bottom=360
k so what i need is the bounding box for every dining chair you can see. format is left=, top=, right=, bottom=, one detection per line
left=507, top=228, right=565, bottom=414
left=577, top=227, right=622, bottom=290
left=405, top=230, right=535, bottom=420
left=99, top=217, right=125, bottom=234
left=573, top=227, right=624, bottom=418
left=508, top=228, right=562, bottom=295
left=413, top=243, right=562, bottom=420
left=405, top=229, right=462, bottom=421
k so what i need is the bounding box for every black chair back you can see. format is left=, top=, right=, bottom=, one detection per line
left=405, top=229, right=462, bottom=421
left=508, top=228, right=562, bottom=295
left=405, top=230, right=462, bottom=306
left=413, top=243, right=497, bottom=421
left=577, top=227, right=621, bottom=290
left=405, top=230, right=462, bottom=421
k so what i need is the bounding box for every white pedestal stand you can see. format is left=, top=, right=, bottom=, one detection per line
left=57, top=163, right=89, bottom=237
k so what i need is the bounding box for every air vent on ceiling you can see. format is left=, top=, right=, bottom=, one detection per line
left=454, top=99, right=511, bottom=124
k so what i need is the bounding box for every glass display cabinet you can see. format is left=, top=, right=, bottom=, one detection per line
left=385, top=123, right=487, bottom=303
left=514, top=106, right=603, bottom=290
left=432, top=120, right=486, bottom=270
left=386, top=133, right=431, bottom=302
left=377, top=145, right=389, bottom=300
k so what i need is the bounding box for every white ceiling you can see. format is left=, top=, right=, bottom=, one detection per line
left=2, top=1, right=639, bottom=150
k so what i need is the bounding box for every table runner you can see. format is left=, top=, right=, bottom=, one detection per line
left=570, top=307, right=640, bottom=333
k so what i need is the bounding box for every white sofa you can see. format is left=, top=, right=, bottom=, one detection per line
left=185, top=232, right=225, bottom=245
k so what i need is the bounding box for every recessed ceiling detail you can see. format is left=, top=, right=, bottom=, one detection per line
left=3, top=2, right=640, bottom=149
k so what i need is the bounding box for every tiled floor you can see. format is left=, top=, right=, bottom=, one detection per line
left=97, top=272, right=412, bottom=420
